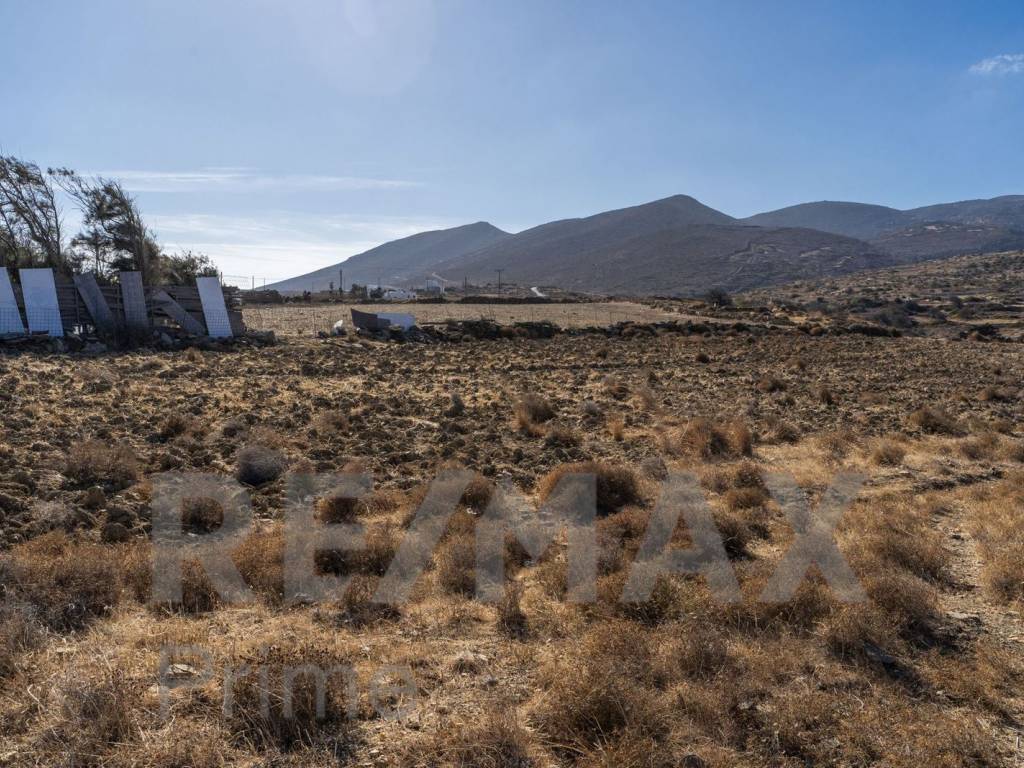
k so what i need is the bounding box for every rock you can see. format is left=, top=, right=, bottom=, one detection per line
left=83, top=341, right=108, bottom=356
left=681, top=755, right=708, bottom=768
left=101, top=521, right=130, bottom=543
left=82, top=486, right=107, bottom=510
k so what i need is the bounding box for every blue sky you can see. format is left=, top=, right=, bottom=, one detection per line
left=2, top=0, right=1022, bottom=282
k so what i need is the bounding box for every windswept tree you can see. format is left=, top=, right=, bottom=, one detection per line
left=51, top=170, right=160, bottom=283
left=161, top=250, right=219, bottom=285
left=0, top=156, right=67, bottom=270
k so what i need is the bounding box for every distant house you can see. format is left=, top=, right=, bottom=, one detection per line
left=420, top=278, right=445, bottom=296
left=383, top=288, right=417, bottom=301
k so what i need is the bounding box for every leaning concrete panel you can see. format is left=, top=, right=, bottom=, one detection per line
left=0, top=268, right=25, bottom=335
left=119, top=271, right=149, bottom=333
left=19, top=268, right=63, bottom=337
left=151, top=289, right=206, bottom=336
left=73, top=272, right=115, bottom=333
left=196, top=276, right=233, bottom=338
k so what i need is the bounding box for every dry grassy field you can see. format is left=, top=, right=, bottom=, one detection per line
left=243, top=301, right=679, bottom=337
left=1, top=306, right=1024, bottom=766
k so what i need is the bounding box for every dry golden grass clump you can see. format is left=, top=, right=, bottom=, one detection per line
left=959, top=431, right=1001, bottom=461
left=1, top=531, right=123, bottom=632
left=225, top=642, right=357, bottom=752
left=661, top=417, right=753, bottom=460
left=514, top=393, right=556, bottom=434
left=841, top=494, right=950, bottom=584
left=158, top=411, right=194, bottom=440
left=970, top=472, right=1024, bottom=603
left=533, top=622, right=671, bottom=759
left=537, top=460, right=641, bottom=517
left=870, top=436, right=907, bottom=466
left=64, top=439, right=140, bottom=490
left=33, top=664, right=147, bottom=765
left=908, top=405, right=962, bottom=435
left=398, top=709, right=535, bottom=768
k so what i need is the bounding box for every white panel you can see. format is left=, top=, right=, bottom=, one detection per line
left=19, top=268, right=63, bottom=337
left=196, top=276, right=233, bottom=337
left=0, top=269, right=25, bottom=335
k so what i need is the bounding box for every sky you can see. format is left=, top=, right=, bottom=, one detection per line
left=2, top=0, right=1023, bottom=283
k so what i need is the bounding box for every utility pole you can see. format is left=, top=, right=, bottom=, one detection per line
left=463, top=275, right=468, bottom=294
left=496, top=269, right=504, bottom=295
left=339, top=268, right=344, bottom=294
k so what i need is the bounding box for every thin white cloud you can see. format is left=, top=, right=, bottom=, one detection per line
left=147, top=211, right=456, bottom=281
left=91, top=168, right=422, bottom=193
left=969, top=53, right=1024, bottom=75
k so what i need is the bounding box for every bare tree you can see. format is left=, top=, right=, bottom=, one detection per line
left=0, top=156, right=65, bottom=269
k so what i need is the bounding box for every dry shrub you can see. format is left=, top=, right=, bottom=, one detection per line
left=921, top=641, right=1022, bottom=717
left=756, top=376, right=786, bottom=393
left=159, top=411, right=193, bottom=439
left=497, top=582, right=528, bottom=639
left=764, top=417, right=801, bottom=444
left=0, top=599, right=41, bottom=678
left=534, top=622, right=669, bottom=754
left=65, top=439, right=140, bottom=490
left=1003, top=440, right=1024, bottom=463
left=908, top=406, right=962, bottom=436
left=356, top=523, right=400, bottom=576
left=695, top=350, right=710, bottom=364
left=723, top=485, right=768, bottom=511
left=603, top=376, right=631, bottom=400
left=842, top=495, right=949, bottom=583
left=959, top=431, right=1000, bottom=461
left=358, top=488, right=404, bottom=516
left=182, top=496, right=224, bottom=534
left=814, top=384, right=836, bottom=405
left=2, top=531, right=122, bottom=632
left=437, top=532, right=476, bottom=597
left=816, top=428, right=856, bottom=462
left=971, top=474, right=1024, bottom=603
left=863, top=570, right=938, bottom=639
left=458, top=472, right=495, bottom=512
left=606, top=414, right=625, bottom=441
left=37, top=665, right=146, bottom=763
left=545, top=424, right=581, bottom=447
left=316, top=491, right=360, bottom=524
left=399, top=709, right=534, bottom=768
left=336, top=574, right=400, bottom=626
left=598, top=571, right=681, bottom=625
left=870, top=438, right=906, bottom=467
left=713, top=509, right=755, bottom=558
left=823, top=604, right=897, bottom=660
left=658, top=625, right=731, bottom=681
left=537, top=461, right=641, bottom=517
left=515, top=394, right=555, bottom=433
left=663, top=418, right=751, bottom=460
left=235, top=444, right=286, bottom=486
left=633, top=384, right=659, bottom=411
left=313, top=410, right=349, bottom=434
left=233, top=524, right=285, bottom=603
left=225, top=642, right=356, bottom=751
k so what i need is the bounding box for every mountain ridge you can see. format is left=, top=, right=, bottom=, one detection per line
left=264, top=193, right=1024, bottom=297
